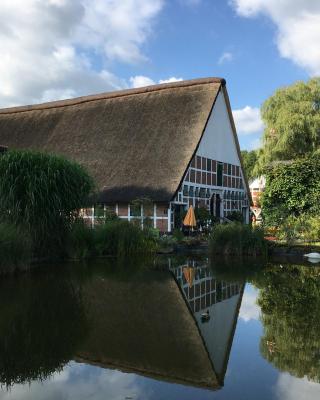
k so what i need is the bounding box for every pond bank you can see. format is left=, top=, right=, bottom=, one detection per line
left=268, top=242, right=320, bottom=257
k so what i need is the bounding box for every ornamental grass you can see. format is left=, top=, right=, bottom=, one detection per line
left=209, top=222, right=267, bottom=257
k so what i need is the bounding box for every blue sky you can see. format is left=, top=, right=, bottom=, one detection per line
left=0, top=0, right=318, bottom=150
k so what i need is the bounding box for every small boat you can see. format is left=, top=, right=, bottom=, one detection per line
left=201, top=310, right=210, bottom=322
left=303, top=252, right=320, bottom=259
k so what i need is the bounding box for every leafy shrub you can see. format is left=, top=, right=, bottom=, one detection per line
left=276, top=214, right=320, bottom=244
left=158, top=234, right=177, bottom=249
left=94, top=220, right=158, bottom=257
left=0, top=223, right=32, bottom=274
left=67, top=220, right=95, bottom=259
left=262, top=155, right=320, bottom=225
left=173, top=228, right=184, bottom=242
left=227, top=211, right=244, bottom=223
left=209, top=222, right=267, bottom=256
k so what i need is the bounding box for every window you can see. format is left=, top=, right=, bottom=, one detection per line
left=217, top=162, right=223, bottom=186
left=228, top=164, right=232, bottom=175
left=94, top=204, right=104, bottom=218
left=183, top=185, right=189, bottom=196
left=130, top=203, right=141, bottom=217
left=206, top=158, right=211, bottom=171
left=189, top=186, right=194, bottom=197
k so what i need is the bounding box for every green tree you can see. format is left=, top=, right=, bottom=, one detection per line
left=259, top=78, right=320, bottom=167
left=241, top=150, right=258, bottom=181
left=261, top=155, right=320, bottom=225
left=0, top=150, right=94, bottom=256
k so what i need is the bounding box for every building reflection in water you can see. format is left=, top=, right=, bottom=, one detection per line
left=170, top=259, right=244, bottom=385
left=0, top=258, right=244, bottom=393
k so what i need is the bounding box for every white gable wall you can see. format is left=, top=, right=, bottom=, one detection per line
left=171, top=87, right=250, bottom=227
left=197, top=90, right=241, bottom=166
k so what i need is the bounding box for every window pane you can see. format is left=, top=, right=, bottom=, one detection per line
left=94, top=204, right=104, bottom=217
left=217, top=162, right=223, bottom=186
left=130, top=204, right=141, bottom=217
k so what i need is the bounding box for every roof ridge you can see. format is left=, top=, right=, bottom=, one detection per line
left=0, top=77, right=225, bottom=115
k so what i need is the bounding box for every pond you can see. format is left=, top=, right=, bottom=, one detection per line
left=0, top=255, right=320, bottom=399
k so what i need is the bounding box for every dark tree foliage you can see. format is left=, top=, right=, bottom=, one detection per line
left=0, top=150, right=94, bottom=256
left=261, top=155, right=320, bottom=225
left=240, top=150, right=258, bottom=181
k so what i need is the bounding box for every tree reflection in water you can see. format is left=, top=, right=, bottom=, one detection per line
left=254, top=264, right=320, bottom=382
left=209, top=258, right=320, bottom=383
left=0, top=271, right=87, bottom=387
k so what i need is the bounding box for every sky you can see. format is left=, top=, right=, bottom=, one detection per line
left=0, top=0, right=318, bottom=150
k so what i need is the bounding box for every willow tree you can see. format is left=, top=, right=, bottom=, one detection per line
left=240, top=150, right=258, bottom=181
left=0, top=150, right=94, bottom=256
left=259, top=78, right=320, bottom=168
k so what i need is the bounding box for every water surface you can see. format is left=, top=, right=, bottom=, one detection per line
left=0, top=256, right=319, bottom=399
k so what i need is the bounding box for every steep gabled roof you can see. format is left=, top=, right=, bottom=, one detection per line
left=75, top=269, right=220, bottom=390
left=0, top=78, right=223, bottom=202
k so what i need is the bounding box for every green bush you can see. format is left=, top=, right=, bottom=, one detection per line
left=0, top=223, right=32, bottom=274
left=209, top=222, right=267, bottom=256
left=67, top=219, right=160, bottom=260
left=67, top=220, right=95, bottom=259
left=0, top=150, right=94, bottom=257
left=172, top=228, right=184, bottom=242
left=262, top=155, right=320, bottom=225
left=276, top=214, right=320, bottom=244
left=94, top=220, right=158, bottom=257
left=227, top=211, right=244, bottom=223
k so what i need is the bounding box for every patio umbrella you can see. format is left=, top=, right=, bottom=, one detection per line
left=183, top=206, right=197, bottom=227
left=183, top=266, right=196, bottom=287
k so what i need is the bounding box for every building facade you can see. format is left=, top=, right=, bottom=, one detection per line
left=0, top=77, right=251, bottom=231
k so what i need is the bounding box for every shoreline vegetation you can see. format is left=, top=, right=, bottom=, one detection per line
left=209, top=223, right=268, bottom=257
left=0, top=149, right=319, bottom=276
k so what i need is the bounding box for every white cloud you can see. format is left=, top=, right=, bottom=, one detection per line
left=233, top=106, right=264, bottom=135
left=239, top=285, right=260, bottom=322
left=0, top=362, right=148, bottom=400
left=159, top=77, right=183, bottom=84
left=276, top=373, right=320, bottom=400
left=230, top=0, right=320, bottom=76
left=218, top=52, right=233, bottom=65
left=129, top=75, right=155, bottom=88
left=0, top=0, right=164, bottom=107
left=130, top=75, right=183, bottom=88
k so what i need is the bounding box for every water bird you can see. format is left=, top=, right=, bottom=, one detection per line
left=201, top=310, right=210, bottom=322
left=303, top=252, right=320, bottom=259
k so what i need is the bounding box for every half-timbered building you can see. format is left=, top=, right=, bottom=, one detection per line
left=0, top=77, right=250, bottom=231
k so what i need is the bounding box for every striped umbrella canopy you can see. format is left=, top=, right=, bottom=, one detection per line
left=183, top=206, right=197, bottom=227
left=183, top=266, right=196, bottom=287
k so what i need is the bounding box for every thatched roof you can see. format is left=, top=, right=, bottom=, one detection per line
left=75, top=269, right=219, bottom=390
left=0, top=78, right=225, bottom=202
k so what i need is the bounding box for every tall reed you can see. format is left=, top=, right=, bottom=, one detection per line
left=0, top=150, right=94, bottom=257
left=67, top=219, right=158, bottom=259
left=0, top=223, right=32, bottom=274
left=209, top=222, right=267, bottom=256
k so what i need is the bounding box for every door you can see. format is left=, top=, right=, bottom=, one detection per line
left=210, top=193, right=221, bottom=219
